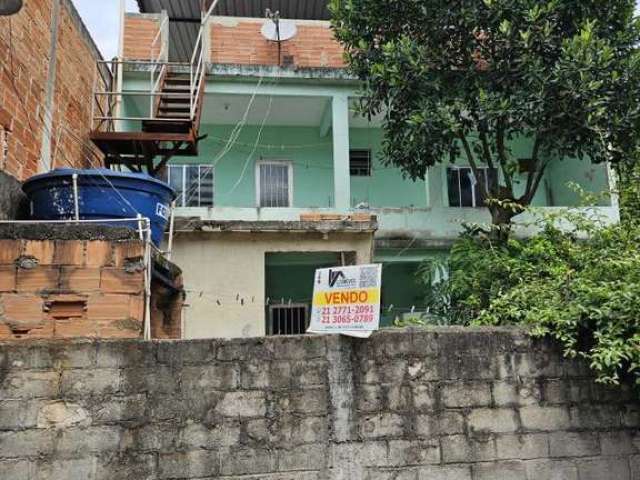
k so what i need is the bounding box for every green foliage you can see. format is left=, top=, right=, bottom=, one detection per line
left=330, top=0, right=640, bottom=225
left=437, top=215, right=640, bottom=387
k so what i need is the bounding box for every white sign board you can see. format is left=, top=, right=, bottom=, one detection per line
left=307, top=264, right=382, bottom=337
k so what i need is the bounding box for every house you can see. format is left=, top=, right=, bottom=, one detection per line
left=91, top=0, right=618, bottom=339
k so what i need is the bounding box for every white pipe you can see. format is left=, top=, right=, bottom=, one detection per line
left=143, top=218, right=152, bottom=341
left=166, top=200, right=176, bottom=261
left=71, top=173, right=80, bottom=221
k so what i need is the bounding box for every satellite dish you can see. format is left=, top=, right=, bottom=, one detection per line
left=261, top=19, right=297, bottom=42
left=0, top=0, right=23, bottom=16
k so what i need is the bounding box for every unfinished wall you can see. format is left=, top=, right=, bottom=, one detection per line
left=0, top=238, right=146, bottom=339
left=171, top=230, right=373, bottom=339
left=208, top=17, right=346, bottom=68
left=0, top=328, right=637, bottom=479
left=0, top=0, right=104, bottom=185
left=122, top=13, right=162, bottom=60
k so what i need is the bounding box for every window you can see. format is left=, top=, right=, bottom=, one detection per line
left=447, top=166, right=498, bottom=207
left=166, top=165, right=214, bottom=207
left=350, top=149, right=371, bottom=176
left=257, top=161, right=292, bottom=207
left=267, top=304, right=309, bottom=335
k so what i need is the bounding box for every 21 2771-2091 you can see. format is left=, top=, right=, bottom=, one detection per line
left=320, top=305, right=376, bottom=325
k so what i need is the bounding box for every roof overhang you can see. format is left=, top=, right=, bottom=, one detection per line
left=136, top=0, right=330, bottom=21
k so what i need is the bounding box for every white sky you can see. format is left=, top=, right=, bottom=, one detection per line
left=74, top=0, right=640, bottom=61
left=72, top=0, right=139, bottom=60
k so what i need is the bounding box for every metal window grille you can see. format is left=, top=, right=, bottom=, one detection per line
left=447, top=166, right=498, bottom=207
left=258, top=162, right=291, bottom=207
left=267, top=304, right=309, bottom=335
left=167, top=164, right=214, bottom=207
left=350, top=149, right=371, bottom=176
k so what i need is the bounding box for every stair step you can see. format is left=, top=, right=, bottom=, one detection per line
left=165, top=78, right=190, bottom=85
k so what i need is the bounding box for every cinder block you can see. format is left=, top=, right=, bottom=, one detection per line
left=496, top=433, right=549, bottom=460
left=277, top=443, right=327, bottom=471
left=467, top=408, right=518, bottom=434
left=215, top=391, right=266, bottom=417
left=520, top=406, right=571, bottom=431
left=23, top=240, right=55, bottom=265
left=60, top=368, right=121, bottom=397
left=60, top=267, right=101, bottom=291
left=0, top=266, right=16, bottom=292
left=53, top=240, right=84, bottom=265
left=85, top=241, right=113, bottom=267
left=441, top=434, right=497, bottom=463
left=524, top=459, right=578, bottom=480
left=0, top=370, right=60, bottom=399
left=160, top=450, right=221, bottom=478
left=417, top=465, right=471, bottom=480
left=359, top=413, right=405, bottom=439
left=0, top=460, right=31, bottom=480
left=16, top=267, right=60, bottom=292
left=549, top=431, right=600, bottom=458
left=577, top=457, right=631, bottom=480
left=442, top=381, right=491, bottom=408
left=100, top=268, right=144, bottom=294
left=387, top=440, right=440, bottom=466
left=472, top=460, right=526, bottom=480
left=218, top=447, right=275, bottom=476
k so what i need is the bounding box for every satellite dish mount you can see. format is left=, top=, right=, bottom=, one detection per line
left=262, top=9, right=297, bottom=66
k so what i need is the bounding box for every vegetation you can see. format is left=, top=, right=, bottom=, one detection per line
left=418, top=206, right=640, bottom=388
left=330, top=0, right=640, bottom=230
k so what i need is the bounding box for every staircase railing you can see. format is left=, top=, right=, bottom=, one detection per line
left=190, top=0, right=219, bottom=122
left=150, top=11, right=169, bottom=119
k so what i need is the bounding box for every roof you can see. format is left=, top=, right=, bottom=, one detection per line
left=136, top=0, right=330, bottom=20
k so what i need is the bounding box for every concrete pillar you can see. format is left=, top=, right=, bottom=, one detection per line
left=332, top=95, right=351, bottom=210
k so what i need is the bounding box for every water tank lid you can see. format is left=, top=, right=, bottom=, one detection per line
left=23, top=168, right=173, bottom=192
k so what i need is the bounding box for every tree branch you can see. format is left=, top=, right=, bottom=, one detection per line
left=496, top=118, right=514, bottom=196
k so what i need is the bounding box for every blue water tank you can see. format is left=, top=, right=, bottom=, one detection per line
left=22, top=169, right=176, bottom=246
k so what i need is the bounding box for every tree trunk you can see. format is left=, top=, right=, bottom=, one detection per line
left=488, top=204, right=518, bottom=241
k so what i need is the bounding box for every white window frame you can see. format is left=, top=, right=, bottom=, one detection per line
left=255, top=160, right=293, bottom=208
left=167, top=164, right=214, bottom=208
left=447, top=165, right=497, bottom=208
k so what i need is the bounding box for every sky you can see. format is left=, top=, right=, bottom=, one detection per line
left=72, top=0, right=139, bottom=60
left=75, top=0, right=640, bottom=61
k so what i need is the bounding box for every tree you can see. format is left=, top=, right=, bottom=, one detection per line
left=330, top=0, right=640, bottom=232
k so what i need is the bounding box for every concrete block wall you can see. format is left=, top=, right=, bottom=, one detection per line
left=0, top=328, right=637, bottom=479
left=0, top=239, right=146, bottom=340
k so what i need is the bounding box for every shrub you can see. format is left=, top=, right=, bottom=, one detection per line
left=431, top=214, right=640, bottom=388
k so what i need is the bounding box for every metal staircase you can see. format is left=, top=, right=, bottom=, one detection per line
left=90, top=2, right=213, bottom=176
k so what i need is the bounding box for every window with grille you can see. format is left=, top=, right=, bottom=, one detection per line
left=257, top=162, right=292, bottom=208
left=447, top=166, right=498, bottom=208
left=167, top=165, right=214, bottom=207
left=267, top=304, right=309, bottom=335
left=350, top=149, right=371, bottom=176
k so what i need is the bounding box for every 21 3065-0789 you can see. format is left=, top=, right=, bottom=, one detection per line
left=319, top=304, right=376, bottom=325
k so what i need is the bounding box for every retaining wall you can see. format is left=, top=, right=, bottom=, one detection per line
left=0, top=328, right=638, bottom=479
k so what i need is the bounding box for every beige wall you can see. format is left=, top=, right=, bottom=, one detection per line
left=171, top=231, right=374, bottom=339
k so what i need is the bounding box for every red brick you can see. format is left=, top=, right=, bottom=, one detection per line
left=0, top=293, right=46, bottom=331
left=113, top=241, right=145, bottom=267
left=55, top=319, right=97, bottom=338
left=23, top=240, right=55, bottom=265
left=86, top=241, right=113, bottom=267
left=0, top=266, right=16, bottom=292
left=96, top=318, right=142, bottom=338
left=87, top=293, right=133, bottom=320
left=16, top=267, right=60, bottom=292
left=60, top=267, right=101, bottom=291
left=100, top=268, right=144, bottom=294
left=53, top=241, right=85, bottom=266
left=0, top=240, right=22, bottom=264
left=129, top=295, right=144, bottom=322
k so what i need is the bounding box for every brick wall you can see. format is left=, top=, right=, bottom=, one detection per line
left=0, top=239, right=146, bottom=339
left=122, top=13, right=162, bottom=60
left=0, top=329, right=637, bottom=479
left=0, top=0, right=104, bottom=184
left=209, top=17, right=346, bottom=68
